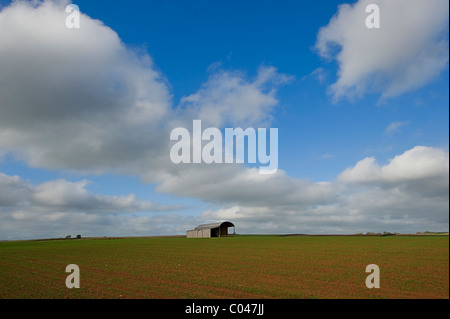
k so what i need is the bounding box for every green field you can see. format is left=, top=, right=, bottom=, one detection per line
left=0, top=236, right=448, bottom=299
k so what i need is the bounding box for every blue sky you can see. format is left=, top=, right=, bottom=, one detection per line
left=0, top=0, right=448, bottom=239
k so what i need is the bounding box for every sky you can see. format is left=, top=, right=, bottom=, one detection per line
left=0, top=0, right=448, bottom=240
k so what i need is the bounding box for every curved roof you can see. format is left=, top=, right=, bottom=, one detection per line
left=194, top=221, right=234, bottom=230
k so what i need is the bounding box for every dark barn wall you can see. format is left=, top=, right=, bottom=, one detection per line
left=211, top=228, right=219, bottom=237
left=208, top=226, right=229, bottom=237
left=219, top=226, right=229, bottom=237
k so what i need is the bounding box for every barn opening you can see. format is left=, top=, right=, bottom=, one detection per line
left=186, top=221, right=235, bottom=238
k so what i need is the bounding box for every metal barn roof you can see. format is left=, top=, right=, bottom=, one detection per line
left=194, top=221, right=235, bottom=230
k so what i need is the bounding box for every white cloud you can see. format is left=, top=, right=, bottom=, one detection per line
left=0, top=0, right=171, bottom=174
left=0, top=173, right=32, bottom=207
left=384, top=121, right=408, bottom=134
left=156, top=165, right=336, bottom=208
left=31, top=179, right=175, bottom=212
left=316, top=0, right=449, bottom=100
left=338, top=146, right=449, bottom=186
left=0, top=172, right=184, bottom=239
left=198, top=146, right=449, bottom=234
left=1, top=146, right=448, bottom=239
left=0, top=173, right=176, bottom=214
left=178, top=66, right=292, bottom=128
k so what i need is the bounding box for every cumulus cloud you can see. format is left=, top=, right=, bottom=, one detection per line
left=0, top=172, right=183, bottom=239
left=0, top=0, right=171, bottom=174
left=31, top=179, right=176, bottom=212
left=200, top=146, right=449, bottom=234
left=316, top=0, right=449, bottom=100
left=0, top=173, right=176, bottom=213
left=338, top=146, right=449, bottom=186
left=177, top=66, right=292, bottom=128
left=159, top=146, right=449, bottom=235
left=156, top=165, right=336, bottom=208
left=0, top=173, right=32, bottom=207
left=1, top=145, right=448, bottom=238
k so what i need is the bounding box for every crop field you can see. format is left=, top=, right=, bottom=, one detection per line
left=0, top=235, right=448, bottom=299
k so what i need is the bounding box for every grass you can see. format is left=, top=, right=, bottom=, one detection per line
left=0, top=235, right=448, bottom=299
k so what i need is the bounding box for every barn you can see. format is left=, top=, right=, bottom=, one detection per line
left=186, top=221, right=235, bottom=238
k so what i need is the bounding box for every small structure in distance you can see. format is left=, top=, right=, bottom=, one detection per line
left=187, top=221, right=235, bottom=238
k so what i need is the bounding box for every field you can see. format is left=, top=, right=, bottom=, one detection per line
left=0, top=235, right=448, bottom=299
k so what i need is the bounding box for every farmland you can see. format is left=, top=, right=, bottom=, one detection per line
left=0, top=235, right=448, bottom=299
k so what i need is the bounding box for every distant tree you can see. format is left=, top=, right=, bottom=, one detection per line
left=382, top=232, right=395, bottom=236
left=65, top=235, right=71, bottom=239
left=76, top=234, right=82, bottom=239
